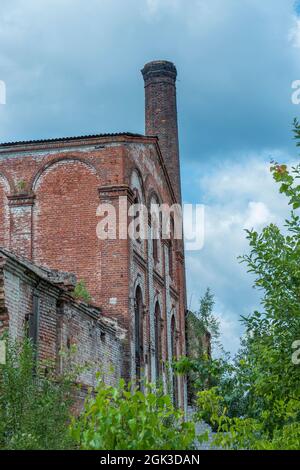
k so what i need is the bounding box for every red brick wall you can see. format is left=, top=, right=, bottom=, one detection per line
left=0, top=135, right=187, bottom=409
left=33, top=159, right=102, bottom=305
left=0, top=176, right=9, bottom=249
left=0, top=141, right=130, bottom=312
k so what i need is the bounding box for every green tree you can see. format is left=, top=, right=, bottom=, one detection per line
left=0, top=337, right=76, bottom=450
left=237, top=161, right=300, bottom=426
left=71, top=379, right=195, bottom=450
left=176, top=289, right=231, bottom=407
left=192, top=288, right=220, bottom=346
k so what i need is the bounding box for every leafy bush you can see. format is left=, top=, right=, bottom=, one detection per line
left=196, top=388, right=300, bottom=450
left=71, top=379, right=195, bottom=450
left=72, top=280, right=91, bottom=303
left=0, top=337, right=76, bottom=450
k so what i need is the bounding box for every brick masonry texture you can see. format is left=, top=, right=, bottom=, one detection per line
left=0, top=61, right=187, bottom=410
left=0, top=248, right=125, bottom=390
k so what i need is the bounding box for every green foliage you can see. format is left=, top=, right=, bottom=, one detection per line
left=195, top=154, right=300, bottom=449
left=236, top=161, right=300, bottom=424
left=176, top=288, right=230, bottom=405
left=190, top=288, right=220, bottom=344
left=72, top=280, right=91, bottom=303
left=16, top=179, right=27, bottom=193
left=196, top=388, right=300, bottom=450
left=198, top=288, right=220, bottom=338
left=71, top=379, right=196, bottom=450
left=0, top=337, right=76, bottom=450
left=175, top=353, right=231, bottom=408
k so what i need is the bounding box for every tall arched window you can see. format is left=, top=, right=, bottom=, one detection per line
left=171, top=314, right=179, bottom=407
left=152, top=231, right=159, bottom=263
left=135, top=286, right=144, bottom=387
left=168, top=217, right=175, bottom=279
left=150, top=194, right=161, bottom=264
left=133, top=190, right=141, bottom=243
left=130, top=169, right=145, bottom=246
left=154, top=302, right=162, bottom=382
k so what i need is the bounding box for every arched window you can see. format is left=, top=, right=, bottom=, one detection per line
left=168, top=218, right=175, bottom=279
left=135, top=286, right=144, bottom=387
left=130, top=169, right=145, bottom=245
left=133, top=190, right=141, bottom=243
left=150, top=194, right=161, bottom=264
left=154, top=302, right=162, bottom=382
left=152, top=217, right=159, bottom=263
left=171, top=314, right=179, bottom=407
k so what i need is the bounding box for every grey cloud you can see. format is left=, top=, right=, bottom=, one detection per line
left=185, top=155, right=295, bottom=353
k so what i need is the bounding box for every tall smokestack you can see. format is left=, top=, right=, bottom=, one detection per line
left=141, top=60, right=181, bottom=202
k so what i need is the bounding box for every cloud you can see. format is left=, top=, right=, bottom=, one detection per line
left=0, top=0, right=299, bottom=150
left=185, top=154, right=295, bottom=354
left=214, top=301, right=242, bottom=354
left=243, top=201, right=275, bottom=230
left=288, top=18, right=300, bottom=47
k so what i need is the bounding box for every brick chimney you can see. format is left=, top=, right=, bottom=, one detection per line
left=142, top=60, right=181, bottom=202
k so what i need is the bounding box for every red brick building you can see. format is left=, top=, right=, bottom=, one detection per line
left=0, top=61, right=187, bottom=409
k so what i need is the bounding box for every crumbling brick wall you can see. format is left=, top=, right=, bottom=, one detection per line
left=0, top=248, right=125, bottom=390
left=0, top=135, right=187, bottom=409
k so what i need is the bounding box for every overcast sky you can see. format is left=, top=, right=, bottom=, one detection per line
left=1, top=0, right=300, bottom=353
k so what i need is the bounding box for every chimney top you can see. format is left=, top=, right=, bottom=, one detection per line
left=141, top=60, right=181, bottom=202
left=141, top=60, right=177, bottom=83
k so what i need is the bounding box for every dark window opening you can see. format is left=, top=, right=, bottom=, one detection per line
left=154, top=302, right=162, bottom=383
left=133, top=193, right=141, bottom=243
left=151, top=199, right=161, bottom=264
left=171, top=315, right=179, bottom=407
left=134, top=286, right=144, bottom=388
left=168, top=218, right=175, bottom=279
left=153, top=238, right=158, bottom=263
left=168, top=241, right=173, bottom=278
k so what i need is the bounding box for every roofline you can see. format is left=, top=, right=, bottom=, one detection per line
left=0, top=132, right=158, bottom=152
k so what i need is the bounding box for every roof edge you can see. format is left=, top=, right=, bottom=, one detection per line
left=0, top=132, right=158, bottom=149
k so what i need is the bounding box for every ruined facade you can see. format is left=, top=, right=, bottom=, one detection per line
left=0, top=248, right=125, bottom=391
left=0, top=61, right=187, bottom=409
